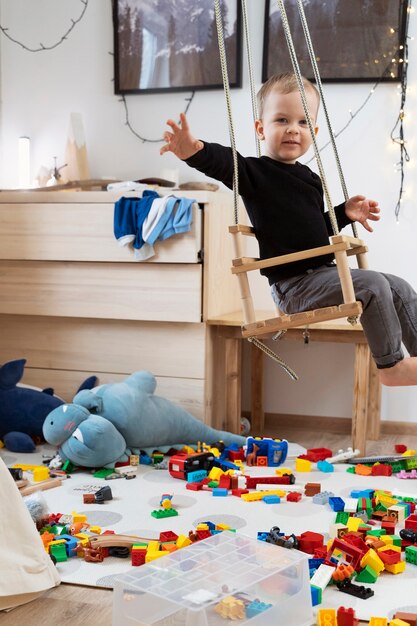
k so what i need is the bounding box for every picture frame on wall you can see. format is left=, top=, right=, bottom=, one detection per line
left=262, top=0, right=410, bottom=83
left=113, top=0, right=242, bottom=94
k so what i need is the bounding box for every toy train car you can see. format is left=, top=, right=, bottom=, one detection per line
left=168, top=451, right=216, bottom=480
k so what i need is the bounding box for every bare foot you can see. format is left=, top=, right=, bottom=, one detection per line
left=379, top=357, right=417, bottom=386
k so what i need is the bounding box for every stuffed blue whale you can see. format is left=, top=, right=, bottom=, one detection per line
left=0, top=359, right=96, bottom=452
left=43, top=370, right=246, bottom=467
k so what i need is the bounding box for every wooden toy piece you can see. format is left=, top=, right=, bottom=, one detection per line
left=89, top=533, right=154, bottom=549
left=19, top=477, right=62, bottom=496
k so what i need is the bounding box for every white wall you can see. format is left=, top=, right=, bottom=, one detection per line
left=1, top=0, right=417, bottom=422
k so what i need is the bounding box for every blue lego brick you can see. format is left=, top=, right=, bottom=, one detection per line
left=246, top=600, right=273, bottom=618
left=187, top=469, right=207, bottom=483
left=212, top=488, right=228, bottom=497
left=310, top=584, right=322, bottom=606
left=350, top=489, right=374, bottom=499
left=328, top=497, right=345, bottom=512
left=317, top=460, right=334, bottom=473
left=263, top=495, right=281, bottom=504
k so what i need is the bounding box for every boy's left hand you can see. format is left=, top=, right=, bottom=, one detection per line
left=345, top=195, right=380, bottom=232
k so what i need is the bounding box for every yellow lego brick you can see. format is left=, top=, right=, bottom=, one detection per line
left=145, top=550, right=167, bottom=562
left=360, top=548, right=384, bottom=575
left=74, top=532, right=90, bottom=541
left=317, top=608, right=337, bottom=626
left=376, top=496, right=399, bottom=508
left=275, top=467, right=293, bottom=476
left=196, top=523, right=209, bottom=531
left=48, top=539, right=66, bottom=547
left=377, top=543, right=401, bottom=554
left=147, top=540, right=160, bottom=552
left=176, top=534, right=192, bottom=549
left=346, top=517, right=363, bottom=532
left=384, top=561, right=406, bottom=575
left=208, top=467, right=223, bottom=481
left=295, top=458, right=311, bottom=472
left=403, top=449, right=416, bottom=456
left=32, top=467, right=50, bottom=482
left=216, top=523, right=231, bottom=531
left=380, top=535, right=394, bottom=546
left=369, top=618, right=388, bottom=626
left=182, top=445, right=196, bottom=455
left=241, top=492, right=263, bottom=502
left=13, top=463, right=38, bottom=470
left=389, top=619, right=411, bottom=626
left=71, top=512, right=88, bottom=524
left=89, top=526, right=102, bottom=534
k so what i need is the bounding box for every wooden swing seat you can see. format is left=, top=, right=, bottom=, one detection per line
left=229, top=224, right=368, bottom=337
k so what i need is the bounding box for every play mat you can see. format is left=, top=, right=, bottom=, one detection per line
left=1, top=441, right=417, bottom=623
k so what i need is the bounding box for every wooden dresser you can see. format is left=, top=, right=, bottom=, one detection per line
left=0, top=190, right=241, bottom=426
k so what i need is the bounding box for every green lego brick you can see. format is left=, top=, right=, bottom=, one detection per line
left=93, top=468, right=115, bottom=478
left=151, top=509, right=179, bottom=519
left=355, top=565, right=378, bottom=583
left=50, top=544, right=68, bottom=562
left=405, top=545, right=417, bottom=565
left=62, top=460, right=75, bottom=474
left=335, top=512, right=349, bottom=525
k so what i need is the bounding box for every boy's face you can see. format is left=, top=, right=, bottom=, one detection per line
left=255, top=87, right=319, bottom=164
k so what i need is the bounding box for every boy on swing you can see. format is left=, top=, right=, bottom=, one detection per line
left=161, top=72, right=417, bottom=387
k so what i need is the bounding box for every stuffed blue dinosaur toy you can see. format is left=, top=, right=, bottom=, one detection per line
left=43, top=370, right=246, bottom=468
left=0, top=359, right=97, bottom=452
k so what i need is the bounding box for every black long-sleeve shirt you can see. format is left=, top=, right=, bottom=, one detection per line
left=186, top=142, right=352, bottom=284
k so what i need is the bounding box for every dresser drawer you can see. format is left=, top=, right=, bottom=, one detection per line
left=0, top=201, right=202, bottom=263
left=0, top=261, right=202, bottom=322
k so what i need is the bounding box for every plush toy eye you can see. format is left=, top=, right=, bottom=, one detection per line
left=72, top=428, right=84, bottom=444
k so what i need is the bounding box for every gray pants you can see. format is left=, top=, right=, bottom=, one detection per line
left=271, top=264, right=417, bottom=369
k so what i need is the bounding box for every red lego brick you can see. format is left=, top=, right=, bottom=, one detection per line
left=286, top=492, right=302, bottom=502
left=326, top=538, right=363, bottom=571
left=337, top=606, right=359, bottom=626
left=304, top=447, right=333, bottom=462
left=159, top=531, right=178, bottom=542
left=232, top=488, right=249, bottom=497
left=371, top=463, right=392, bottom=476
left=405, top=514, right=417, bottom=531
left=196, top=530, right=212, bottom=540
left=297, top=531, right=324, bottom=554
left=228, top=449, right=245, bottom=462
left=132, top=550, right=146, bottom=566
left=186, top=481, right=204, bottom=490
left=256, top=456, right=268, bottom=466
left=395, top=444, right=407, bottom=453
left=381, top=520, right=396, bottom=535
left=378, top=549, right=401, bottom=565
left=218, top=475, right=231, bottom=490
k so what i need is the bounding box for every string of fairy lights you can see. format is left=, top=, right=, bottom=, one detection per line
left=391, top=1, right=412, bottom=221
left=0, top=0, right=88, bottom=52
left=0, top=0, right=413, bottom=218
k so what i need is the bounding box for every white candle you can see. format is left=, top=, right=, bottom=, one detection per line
left=18, top=136, right=30, bottom=188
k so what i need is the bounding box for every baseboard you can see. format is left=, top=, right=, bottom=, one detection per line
left=242, top=411, right=417, bottom=437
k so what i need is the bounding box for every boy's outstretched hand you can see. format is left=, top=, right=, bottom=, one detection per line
left=160, top=112, right=204, bottom=160
left=345, top=195, right=380, bottom=233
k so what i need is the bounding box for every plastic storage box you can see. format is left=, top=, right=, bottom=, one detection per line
left=113, top=531, right=313, bottom=625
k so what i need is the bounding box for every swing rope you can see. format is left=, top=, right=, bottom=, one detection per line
left=214, top=0, right=298, bottom=381
left=294, top=0, right=359, bottom=239
left=274, top=0, right=339, bottom=236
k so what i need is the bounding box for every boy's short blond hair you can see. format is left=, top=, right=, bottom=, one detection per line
left=257, top=72, right=320, bottom=119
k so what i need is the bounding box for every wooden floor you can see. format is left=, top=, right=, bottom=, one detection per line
left=2, top=428, right=416, bottom=626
